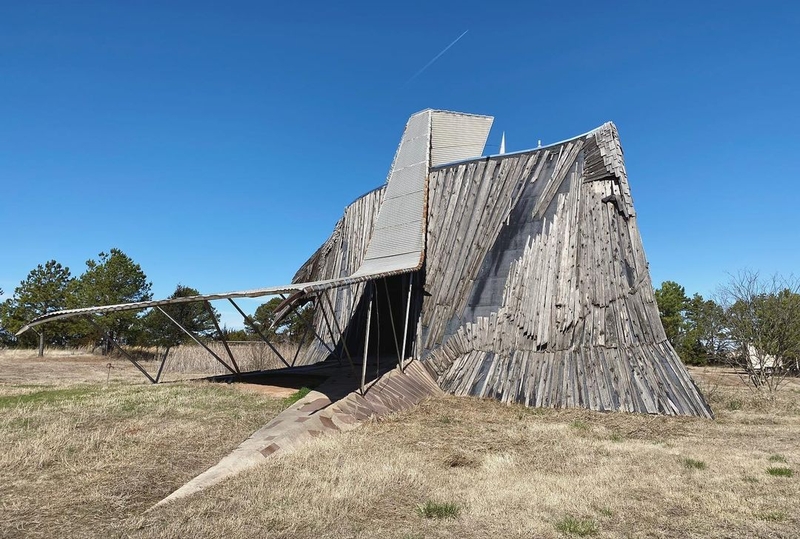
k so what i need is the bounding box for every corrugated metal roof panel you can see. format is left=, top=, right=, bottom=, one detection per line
left=380, top=163, right=428, bottom=200
left=430, top=111, right=493, bottom=167
left=357, top=109, right=431, bottom=271
left=371, top=190, right=424, bottom=229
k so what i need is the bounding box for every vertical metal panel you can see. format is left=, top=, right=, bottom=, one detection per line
left=353, top=109, right=431, bottom=274
left=430, top=111, right=493, bottom=167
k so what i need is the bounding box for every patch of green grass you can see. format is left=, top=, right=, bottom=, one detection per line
left=767, top=454, right=786, bottom=463
left=0, top=387, right=95, bottom=409
left=756, top=511, right=786, bottom=522
left=555, top=515, right=599, bottom=536
left=570, top=420, right=589, bottom=431
left=416, top=501, right=461, bottom=519
left=766, top=466, right=793, bottom=477
left=682, top=458, right=707, bottom=470
left=597, top=507, right=613, bottom=517
left=610, top=432, right=623, bottom=442
left=282, top=386, right=313, bottom=407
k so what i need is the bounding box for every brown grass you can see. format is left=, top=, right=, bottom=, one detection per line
left=159, top=341, right=294, bottom=378
left=1, top=355, right=799, bottom=538
left=0, top=352, right=286, bottom=539
left=0, top=342, right=299, bottom=384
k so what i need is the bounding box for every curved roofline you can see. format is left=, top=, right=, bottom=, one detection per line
left=431, top=121, right=614, bottom=170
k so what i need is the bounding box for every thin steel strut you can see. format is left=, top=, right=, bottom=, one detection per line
left=341, top=284, right=362, bottom=355
left=382, top=278, right=401, bottom=364
left=156, top=307, right=238, bottom=375
left=317, top=294, right=344, bottom=366
left=279, top=294, right=336, bottom=357
left=291, top=319, right=310, bottom=367
left=84, top=315, right=156, bottom=384
left=227, top=299, right=291, bottom=369
left=374, top=280, right=380, bottom=383
left=400, top=273, right=414, bottom=371
left=154, top=346, right=170, bottom=383
left=361, top=284, right=374, bottom=395
left=321, top=289, right=357, bottom=374
left=204, top=301, right=240, bottom=374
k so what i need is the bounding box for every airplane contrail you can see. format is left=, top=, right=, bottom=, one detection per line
left=403, top=30, right=469, bottom=86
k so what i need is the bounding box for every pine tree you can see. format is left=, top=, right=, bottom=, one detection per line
left=0, top=261, right=74, bottom=355
left=72, top=249, right=152, bottom=354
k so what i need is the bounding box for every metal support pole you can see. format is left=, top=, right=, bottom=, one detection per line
left=382, top=278, right=401, bottom=365
left=156, top=307, right=238, bottom=375
left=361, top=285, right=374, bottom=395
left=227, top=299, right=291, bottom=369
left=291, top=320, right=310, bottom=367
left=317, top=294, right=344, bottom=366
left=342, top=284, right=360, bottom=349
left=374, top=281, right=380, bottom=381
left=155, top=347, right=171, bottom=383
left=322, top=289, right=356, bottom=373
left=205, top=301, right=240, bottom=374
left=84, top=315, right=156, bottom=384
left=400, top=273, right=414, bottom=371
left=280, top=294, right=337, bottom=357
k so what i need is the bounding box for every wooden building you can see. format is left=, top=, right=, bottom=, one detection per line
left=294, top=111, right=713, bottom=418
left=18, top=109, right=712, bottom=418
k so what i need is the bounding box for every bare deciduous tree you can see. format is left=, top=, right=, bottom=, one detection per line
left=717, top=271, right=800, bottom=394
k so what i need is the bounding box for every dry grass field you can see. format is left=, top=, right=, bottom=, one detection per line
left=1, top=350, right=799, bottom=538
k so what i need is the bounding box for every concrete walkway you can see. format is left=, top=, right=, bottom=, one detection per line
left=154, top=360, right=442, bottom=507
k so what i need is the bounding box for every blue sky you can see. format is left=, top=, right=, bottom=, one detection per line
left=1, top=1, right=798, bottom=328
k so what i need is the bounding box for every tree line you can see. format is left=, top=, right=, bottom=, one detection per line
left=0, top=249, right=311, bottom=356
left=654, top=271, right=800, bottom=390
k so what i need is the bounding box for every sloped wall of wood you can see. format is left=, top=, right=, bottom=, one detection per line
left=419, top=123, right=712, bottom=417
left=291, top=187, right=384, bottom=365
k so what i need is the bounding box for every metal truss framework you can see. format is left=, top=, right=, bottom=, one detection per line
left=86, top=274, right=417, bottom=395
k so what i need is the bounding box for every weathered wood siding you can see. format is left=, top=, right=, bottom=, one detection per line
left=292, top=121, right=711, bottom=417
left=291, top=187, right=384, bottom=365
left=420, top=123, right=712, bottom=417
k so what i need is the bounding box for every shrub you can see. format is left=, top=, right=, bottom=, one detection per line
left=555, top=515, right=599, bottom=536
left=766, top=467, right=793, bottom=477
left=682, top=458, right=707, bottom=470
left=417, top=501, right=461, bottom=519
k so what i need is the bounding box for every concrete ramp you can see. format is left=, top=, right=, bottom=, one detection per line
left=154, top=361, right=442, bottom=507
